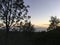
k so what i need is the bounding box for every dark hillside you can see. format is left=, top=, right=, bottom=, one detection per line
left=0, top=30, right=60, bottom=45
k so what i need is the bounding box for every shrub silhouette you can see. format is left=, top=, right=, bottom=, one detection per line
left=47, top=16, right=60, bottom=31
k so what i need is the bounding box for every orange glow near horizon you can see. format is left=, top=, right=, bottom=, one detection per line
left=31, top=20, right=50, bottom=28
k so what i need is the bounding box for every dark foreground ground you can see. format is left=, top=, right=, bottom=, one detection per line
left=0, top=30, right=60, bottom=45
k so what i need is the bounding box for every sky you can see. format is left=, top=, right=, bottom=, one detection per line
left=24, top=0, right=60, bottom=27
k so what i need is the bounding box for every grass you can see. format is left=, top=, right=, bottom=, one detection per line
left=0, top=30, right=60, bottom=45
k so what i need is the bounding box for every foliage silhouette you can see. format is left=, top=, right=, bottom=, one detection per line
left=22, top=21, right=35, bottom=32
left=0, top=0, right=34, bottom=45
left=47, top=16, right=60, bottom=31
left=0, top=0, right=30, bottom=31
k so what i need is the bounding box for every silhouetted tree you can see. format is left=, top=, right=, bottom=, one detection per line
left=0, top=0, right=30, bottom=31
left=0, top=0, right=30, bottom=45
left=47, top=16, right=60, bottom=31
left=23, top=20, right=35, bottom=32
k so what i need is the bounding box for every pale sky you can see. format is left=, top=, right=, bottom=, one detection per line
left=24, top=0, right=60, bottom=27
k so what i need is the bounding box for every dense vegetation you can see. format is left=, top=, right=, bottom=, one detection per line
left=0, top=29, right=60, bottom=45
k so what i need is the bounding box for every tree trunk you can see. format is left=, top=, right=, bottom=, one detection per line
left=5, top=14, right=9, bottom=45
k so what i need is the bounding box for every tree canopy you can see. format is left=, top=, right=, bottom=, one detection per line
left=0, top=0, right=30, bottom=31
left=47, top=16, right=60, bottom=31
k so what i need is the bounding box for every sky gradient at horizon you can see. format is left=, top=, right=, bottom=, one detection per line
left=24, top=0, right=60, bottom=27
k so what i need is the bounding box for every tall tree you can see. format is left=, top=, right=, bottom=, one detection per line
left=0, top=0, right=30, bottom=45
left=47, top=16, right=60, bottom=31
left=0, top=0, right=30, bottom=31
